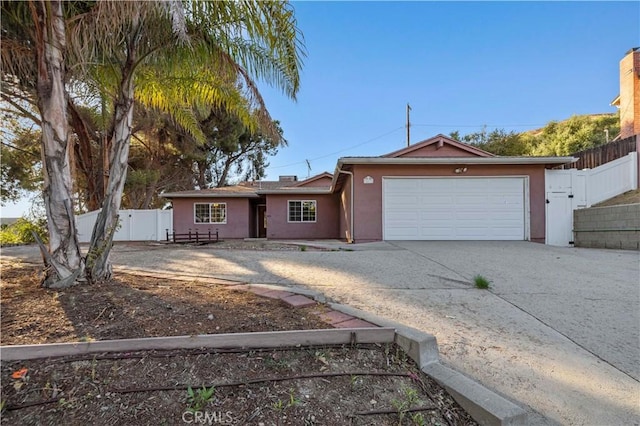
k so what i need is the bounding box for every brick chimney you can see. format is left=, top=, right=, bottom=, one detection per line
left=612, top=47, right=640, bottom=139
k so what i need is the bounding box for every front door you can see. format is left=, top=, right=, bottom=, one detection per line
left=257, top=205, right=267, bottom=238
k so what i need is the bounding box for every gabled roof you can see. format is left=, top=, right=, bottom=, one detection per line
left=238, top=180, right=298, bottom=190
left=161, top=185, right=261, bottom=199
left=251, top=172, right=333, bottom=195
left=292, top=172, right=333, bottom=187
left=382, top=134, right=495, bottom=158
left=161, top=173, right=334, bottom=199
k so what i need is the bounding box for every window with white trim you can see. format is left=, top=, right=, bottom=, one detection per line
left=288, top=200, right=316, bottom=223
left=194, top=203, right=227, bottom=224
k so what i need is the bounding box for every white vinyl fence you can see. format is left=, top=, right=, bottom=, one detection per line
left=76, top=209, right=173, bottom=243
left=545, top=152, right=638, bottom=246
left=584, top=152, right=638, bottom=206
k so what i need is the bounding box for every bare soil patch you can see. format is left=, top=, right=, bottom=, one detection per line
left=1, top=260, right=476, bottom=425
left=593, top=189, right=640, bottom=207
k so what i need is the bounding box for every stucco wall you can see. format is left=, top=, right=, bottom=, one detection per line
left=574, top=204, right=640, bottom=250
left=342, top=163, right=547, bottom=243
left=171, top=197, right=251, bottom=239
left=265, top=194, right=339, bottom=239
left=397, top=144, right=477, bottom=158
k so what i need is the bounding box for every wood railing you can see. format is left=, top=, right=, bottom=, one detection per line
left=166, top=229, right=219, bottom=244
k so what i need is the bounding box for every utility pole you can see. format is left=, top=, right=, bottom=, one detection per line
left=406, top=103, right=411, bottom=147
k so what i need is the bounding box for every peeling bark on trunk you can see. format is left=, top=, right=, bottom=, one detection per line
left=86, top=24, right=139, bottom=283
left=68, top=99, right=103, bottom=211
left=33, top=0, right=84, bottom=287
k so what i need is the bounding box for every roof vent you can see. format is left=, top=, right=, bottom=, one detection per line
left=278, top=175, right=298, bottom=182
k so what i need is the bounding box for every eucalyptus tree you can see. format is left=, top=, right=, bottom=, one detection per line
left=1, top=0, right=85, bottom=287
left=2, top=0, right=304, bottom=287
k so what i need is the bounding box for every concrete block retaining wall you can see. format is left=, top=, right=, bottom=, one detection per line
left=573, top=204, right=640, bottom=250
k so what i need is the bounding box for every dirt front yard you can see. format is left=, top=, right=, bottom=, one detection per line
left=0, top=258, right=476, bottom=425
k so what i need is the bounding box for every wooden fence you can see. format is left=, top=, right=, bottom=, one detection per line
left=562, top=135, right=637, bottom=169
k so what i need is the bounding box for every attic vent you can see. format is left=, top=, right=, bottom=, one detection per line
left=279, top=175, right=298, bottom=182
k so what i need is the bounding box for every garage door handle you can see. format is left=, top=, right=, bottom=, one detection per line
left=546, top=199, right=550, bottom=204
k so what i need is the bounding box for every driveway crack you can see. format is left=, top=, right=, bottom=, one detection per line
left=386, top=242, right=470, bottom=282
left=490, top=290, right=639, bottom=383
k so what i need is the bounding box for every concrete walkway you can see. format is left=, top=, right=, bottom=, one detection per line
left=3, top=241, right=639, bottom=424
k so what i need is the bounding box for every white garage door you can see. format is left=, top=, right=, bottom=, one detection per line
left=383, top=177, right=526, bottom=240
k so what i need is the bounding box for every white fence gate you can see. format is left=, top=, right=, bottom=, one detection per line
left=545, top=152, right=638, bottom=246
left=76, top=209, right=173, bottom=243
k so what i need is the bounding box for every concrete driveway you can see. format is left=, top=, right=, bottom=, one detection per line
left=4, top=241, right=639, bottom=424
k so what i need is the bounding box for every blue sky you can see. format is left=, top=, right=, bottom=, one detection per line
left=258, top=1, right=640, bottom=180
left=1, top=1, right=638, bottom=217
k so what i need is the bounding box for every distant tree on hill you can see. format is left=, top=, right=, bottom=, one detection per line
left=450, top=127, right=527, bottom=156
left=529, top=114, right=620, bottom=156
left=450, top=113, right=620, bottom=157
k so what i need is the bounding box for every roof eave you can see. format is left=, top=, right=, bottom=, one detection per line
left=160, top=193, right=260, bottom=199
left=611, top=94, right=621, bottom=107
left=257, top=189, right=332, bottom=195
left=337, top=156, right=577, bottom=166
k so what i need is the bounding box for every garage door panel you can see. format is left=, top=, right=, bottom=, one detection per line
left=486, top=193, right=520, bottom=201
left=419, top=228, right=454, bottom=237
left=389, top=227, right=420, bottom=237
left=421, top=211, right=451, bottom=220
left=387, top=195, right=419, bottom=205
left=389, top=211, right=420, bottom=224
left=456, top=196, right=489, bottom=205
left=384, top=177, right=525, bottom=240
left=419, top=195, right=454, bottom=204
left=490, top=179, right=522, bottom=190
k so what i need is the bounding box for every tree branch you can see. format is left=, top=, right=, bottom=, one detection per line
left=0, top=93, right=41, bottom=125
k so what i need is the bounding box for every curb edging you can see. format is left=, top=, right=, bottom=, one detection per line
left=0, top=328, right=395, bottom=362
left=328, top=303, right=529, bottom=426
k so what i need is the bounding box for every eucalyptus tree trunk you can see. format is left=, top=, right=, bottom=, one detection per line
left=34, top=0, right=84, bottom=288
left=85, top=23, right=139, bottom=282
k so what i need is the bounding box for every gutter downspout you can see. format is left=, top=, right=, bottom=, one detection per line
left=337, top=169, right=354, bottom=243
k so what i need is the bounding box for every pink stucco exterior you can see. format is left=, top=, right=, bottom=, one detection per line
left=265, top=194, right=339, bottom=239
left=339, top=163, right=547, bottom=243
left=391, top=143, right=481, bottom=158
left=171, top=197, right=251, bottom=239
left=165, top=136, right=571, bottom=243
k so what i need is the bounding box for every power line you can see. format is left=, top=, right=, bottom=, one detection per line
left=412, top=123, right=545, bottom=128
left=267, top=126, right=405, bottom=170
left=266, top=121, right=545, bottom=172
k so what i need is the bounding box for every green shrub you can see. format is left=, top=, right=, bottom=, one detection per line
left=0, top=217, right=47, bottom=245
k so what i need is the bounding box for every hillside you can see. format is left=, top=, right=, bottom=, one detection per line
left=523, top=113, right=618, bottom=137
left=456, top=112, right=621, bottom=157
